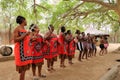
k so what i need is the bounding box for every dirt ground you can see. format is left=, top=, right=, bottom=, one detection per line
left=0, top=43, right=120, bottom=80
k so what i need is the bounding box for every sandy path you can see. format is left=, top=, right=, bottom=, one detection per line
left=0, top=43, right=120, bottom=80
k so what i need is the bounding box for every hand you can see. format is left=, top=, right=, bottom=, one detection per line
left=26, top=31, right=30, bottom=35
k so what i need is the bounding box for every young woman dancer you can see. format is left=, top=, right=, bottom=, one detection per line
left=87, top=33, right=93, bottom=57
left=99, top=36, right=105, bottom=55
left=65, top=30, right=76, bottom=65
left=58, top=26, right=67, bottom=68
left=104, top=37, right=109, bottom=54
left=13, top=16, right=31, bottom=80
left=81, top=32, right=88, bottom=59
left=29, top=24, right=46, bottom=79
left=92, top=36, right=97, bottom=56
left=44, top=24, right=58, bottom=72
left=75, top=30, right=83, bottom=61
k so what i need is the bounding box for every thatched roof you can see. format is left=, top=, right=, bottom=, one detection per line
left=85, top=27, right=109, bottom=35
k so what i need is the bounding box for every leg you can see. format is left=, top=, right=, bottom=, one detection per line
left=101, top=47, right=104, bottom=55
left=68, top=55, right=72, bottom=64
left=47, top=59, right=51, bottom=71
left=68, top=55, right=71, bottom=63
left=38, top=65, right=42, bottom=77
left=38, top=64, right=46, bottom=78
left=63, top=55, right=66, bottom=67
left=60, top=54, right=63, bottom=67
left=106, top=48, right=108, bottom=54
left=85, top=50, right=88, bottom=59
left=99, top=49, right=102, bottom=56
left=94, top=48, right=97, bottom=56
left=51, top=58, right=55, bottom=70
left=78, top=51, right=82, bottom=61
left=32, top=64, right=36, bottom=76
left=20, top=71, right=26, bottom=80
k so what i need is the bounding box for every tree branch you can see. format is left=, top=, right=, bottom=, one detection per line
left=69, top=7, right=109, bottom=20
left=62, top=2, right=85, bottom=18
left=31, top=4, right=49, bottom=11
left=81, top=0, right=116, bottom=10
left=36, top=4, right=49, bottom=11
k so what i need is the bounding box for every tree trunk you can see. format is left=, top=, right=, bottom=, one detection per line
left=33, top=0, right=37, bottom=24
left=8, top=24, right=12, bottom=44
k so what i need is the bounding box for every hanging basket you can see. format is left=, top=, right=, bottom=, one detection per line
left=0, top=46, right=13, bottom=56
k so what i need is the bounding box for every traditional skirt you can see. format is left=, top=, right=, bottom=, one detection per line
left=43, top=37, right=58, bottom=59
left=30, top=34, right=44, bottom=64
left=87, top=43, right=93, bottom=50
left=104, top=43, right=108, bottom=49
left=68, top=40, right=76, bottom=56
left=100, top=44, right=104, bottom=50
left=82, top=41, right=88, bottom=50
left=77, top=42, right=83, bottom=51
left=58, top=32, right=66, bottom=55
left=14, top=30, right=32, bottom=72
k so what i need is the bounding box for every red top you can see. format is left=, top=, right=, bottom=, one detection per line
left=14, top=29, right=32, bottom=66
left=43, top=32, right=58, bottom=59
left=30, top=34, right=44, bottom=64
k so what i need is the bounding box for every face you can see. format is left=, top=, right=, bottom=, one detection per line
left=22, top=19, right=27, bottom=26
left=34, top=26, right=39, bottom=33
left=78, top=31, right=80, bottom=34
left=87, top=33, right=90, bottom=36
left=69, top=31, right=71, bottom=34
left=82, top=32, right=85, bottom=36
left=50, top=26, right=54, bottom=32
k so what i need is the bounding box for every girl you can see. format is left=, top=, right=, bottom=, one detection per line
left=81, top=32, right=88, bottom=59
left=13, top=16, right=30, bottom=80
left=65, top=30, right=76, bottom=65
left=75, top=30, right=83, bottom=61
left=99, top=36, right=105, bottom=55
left=58, top=26, right=67, bottom=68
left=92, top=36, right=97, bottom=56
left=29, top=24, right=46, bottom=79
left=87, top=33, right=93, bottom=57
left=43, top=24, right=58, bottom=72
left=104, top=37, right=109, bottom=54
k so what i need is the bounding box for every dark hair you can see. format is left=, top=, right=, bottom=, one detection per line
left=48, top=24, right=54, bottom=30
left=82, top=32, right=84, bottom=34
left=29, top=24, right=35, bottom=32
left=61, top=26, right=66, bottom=32
left=16, top=16, right=25, bottom=24
left=75, top=30, right=80, bottom=34
left=67, top=30, right=71, bottom=34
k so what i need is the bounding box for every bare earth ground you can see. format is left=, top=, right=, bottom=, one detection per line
left=0, top=43, right=120, bottom=80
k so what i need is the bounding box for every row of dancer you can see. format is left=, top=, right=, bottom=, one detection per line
left=13, top=16, right=76, bottom=80
left=13, top=16, right=108, bottom=80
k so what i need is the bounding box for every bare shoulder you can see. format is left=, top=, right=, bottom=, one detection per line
left=14, top=26, right=20, bottom=32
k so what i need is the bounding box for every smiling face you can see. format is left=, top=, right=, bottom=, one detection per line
left=34, top=26, right=39, bottom=33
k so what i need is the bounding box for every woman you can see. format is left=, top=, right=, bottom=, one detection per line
left=81, top=32, right=88, bottom=59
left=99, top=36, right=105, bottom=55
left=43, top=24, right=58, bottom=72
left=104, top=37, right=109, bottom=54
left=92, top=36, right=97, bottom=56
left=29, top=24, right=46, bottom=79
left=58, top=26, right=67, bottom=68
left=87, top=33, right=93, bottom=57
left=75, top=30, right=83, bottom=61
left=65, top=30, right=76, bottom=65
left=13, top=16, right=30, bottom=80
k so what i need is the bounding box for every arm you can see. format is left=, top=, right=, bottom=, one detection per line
left=13, top=28, right=29, bottom=42
left=29, top=32, right=37, bottom=41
